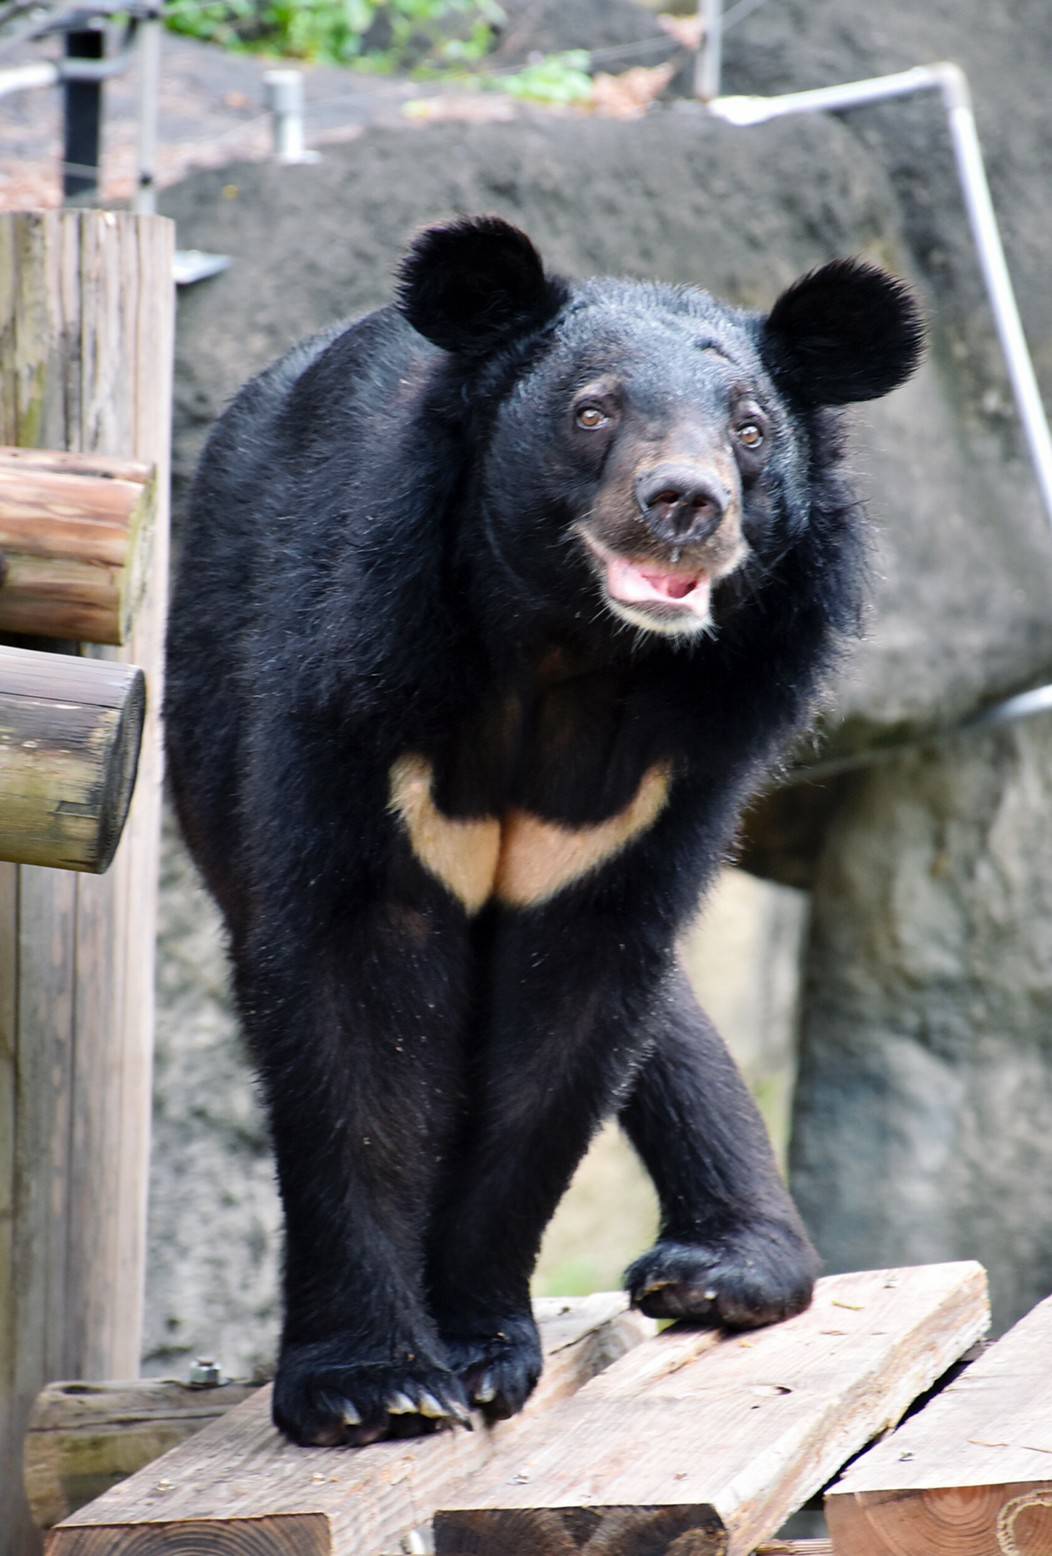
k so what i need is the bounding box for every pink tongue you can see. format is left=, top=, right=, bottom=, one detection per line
left=604, top=554, right=712, bottom=618
left=643, top=572, right=695, bottom=599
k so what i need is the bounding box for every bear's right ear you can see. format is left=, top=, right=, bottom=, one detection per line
left=396, top=216, right=568, bottom=357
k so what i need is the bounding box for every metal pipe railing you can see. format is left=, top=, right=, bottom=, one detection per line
left=693, top=39, right=1052, bottom=530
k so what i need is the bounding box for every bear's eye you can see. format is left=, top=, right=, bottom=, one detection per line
left=575, top=405, right=609, bottom=430
left=736, top=422, right=765, bottom=449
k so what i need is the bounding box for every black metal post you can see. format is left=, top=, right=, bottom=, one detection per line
left=63, top=25, right=105, bottom=203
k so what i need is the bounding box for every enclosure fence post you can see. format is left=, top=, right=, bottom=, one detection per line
left=0, top=210, right=173, bottom=1556
left=263, top=68, right=319, bottom=164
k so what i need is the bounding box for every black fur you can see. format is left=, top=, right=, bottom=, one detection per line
left=765, top=257, right=925, bottom=405
left=165, top=218, right=922, bottom=1446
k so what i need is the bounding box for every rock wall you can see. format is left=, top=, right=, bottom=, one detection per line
left=791, top=717, right=1052, bottom=1326
left=148, top=0, right=1052, bottom=1369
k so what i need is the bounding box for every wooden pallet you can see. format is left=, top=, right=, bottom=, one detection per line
left=42, top=1262, right=1047, bottom=1556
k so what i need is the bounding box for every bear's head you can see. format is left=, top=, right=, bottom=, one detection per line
left=397, top=217, right=923, bottom=643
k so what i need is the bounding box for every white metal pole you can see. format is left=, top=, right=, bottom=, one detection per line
left=706, top=63, right=1052, bottom=530
left=938, top=64, right=1052, bottom=526
left=133, top=13, right=162, bottom=215
left=695, top=0, right=724, bottom=101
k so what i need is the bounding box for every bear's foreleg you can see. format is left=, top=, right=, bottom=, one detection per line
left=235, top=908, right=474, bottom=1447
left=621, top=967, right=819, bottom=1326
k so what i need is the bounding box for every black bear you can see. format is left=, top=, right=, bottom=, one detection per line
left=165, top=217, right=923, bottom=1447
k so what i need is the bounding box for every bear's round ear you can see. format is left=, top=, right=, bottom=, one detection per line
left=762, top=258, right=925, bottom=406
left=396, top=216, right=569, bottom=358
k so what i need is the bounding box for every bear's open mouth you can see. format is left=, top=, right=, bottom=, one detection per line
left=577, top=531, right=713, bottom=623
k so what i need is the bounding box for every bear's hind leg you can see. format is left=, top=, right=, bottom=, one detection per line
left=621, top=968, right=819, bottom=1327
left=427, top=915, right=663, bottom=1420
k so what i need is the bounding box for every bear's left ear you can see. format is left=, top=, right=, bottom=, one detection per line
left=762, top=258, right=925, bottom=406
left=396, top=216, right=569, bottom=358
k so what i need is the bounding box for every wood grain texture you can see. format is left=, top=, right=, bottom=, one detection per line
left=826, top=1291, right=1052, bottom=1555
left=0, top=645, right=145, bottom=871
left=44, top=1295, right=653, bottom=1556
left=25, top=1379, right=260, bottom=1530
left=0, top=210, right=174, bottom=1556
left=433, top=1263, right=990, bottom=1556
left=0, top=447, right=156, bottom=644
left=754, top=1544, right=832, bottom=1556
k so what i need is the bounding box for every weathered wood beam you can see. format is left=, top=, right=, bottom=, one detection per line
left=0, top=208, right=173, bottom=1556
left=43, top=1294, right=654, bottom=1555
left=826, top=1289, right=1052, bottom=1554
left=755, top=1544, right=832, bottom=1556
left=433, top=1263, right=990, bottom=1556
left=0, top=645, right=145, bottom=873
left=0, top=446, right=157, bottom=646
left=25, top=1377, right=260, bottom=1531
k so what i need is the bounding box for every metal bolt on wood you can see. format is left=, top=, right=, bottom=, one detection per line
left=188, top=1358, right=223, bottom=1387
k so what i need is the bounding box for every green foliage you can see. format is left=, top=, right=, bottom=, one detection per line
left=164, top=0, right=505, bottom=68
left=486, top=49, right=593, bottom=104
left=166, top=0, right=260, bottom=50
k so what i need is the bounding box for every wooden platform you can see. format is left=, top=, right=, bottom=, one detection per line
left=34, top=1263, right=1017, bottom=1555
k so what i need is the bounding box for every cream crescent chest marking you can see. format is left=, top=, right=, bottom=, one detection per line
left=388, top=754, right=671, bottom=912
left=387, top=754, right=501, bottom=916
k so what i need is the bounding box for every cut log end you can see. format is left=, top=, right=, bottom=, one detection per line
left=434, top=1504, right=727, bottom=1554
left=0, top=646, right=146, bottom=872
left=41, top=1513, right=331, bottom=1555
left=94, top=668, right=146, bottom=872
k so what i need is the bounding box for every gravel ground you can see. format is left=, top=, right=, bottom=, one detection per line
left=0, top=0, right=680, bottom=209
left=0, top=29, right=418, bottom=209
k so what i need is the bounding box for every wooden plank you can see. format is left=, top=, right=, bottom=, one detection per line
left=44, top=1295, right=654, bottom=1555
left=0, top=447, right=157, bottom=645
left=433, top=1263, right=990, bottom=1556
left=0, top=646, right=145, bottom=872
left=25, top=1379, right=260, bottom=1530
left=826, top=1291, right=1052, bottom=1555
left=0, top=209, right=174, bottom=1556
left=754, top=1545, right=832, bottom=1556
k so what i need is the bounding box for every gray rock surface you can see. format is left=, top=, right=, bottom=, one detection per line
left=148, top=2, right=1052, bottom=1371
left=722, top=0, right=1052, bottom=741
left=790, top=716, right=1052, bottom=1329
left=145, top=810, right=281, bottom=1377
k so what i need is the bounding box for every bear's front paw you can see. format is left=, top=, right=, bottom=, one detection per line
left=439, top=1311, right=543, bottom=1422
left=273, top=1337, right=471, bottom=1447
left=626, top=1221, right=820, bottom=1328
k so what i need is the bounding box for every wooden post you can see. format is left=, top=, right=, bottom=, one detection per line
left=0, top=210, right=173, bottom=1556
left=0, top=646, right=145, bottom=872
left=0, top=447, right=158, bottom=645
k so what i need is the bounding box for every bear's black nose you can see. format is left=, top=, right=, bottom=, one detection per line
left=635, top=465, right=728, bottom=544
